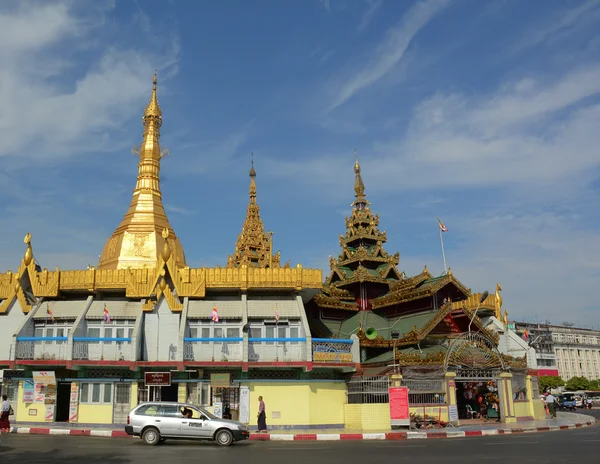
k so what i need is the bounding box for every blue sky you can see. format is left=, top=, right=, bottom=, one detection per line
left=1, top=0, right=600, bottom=326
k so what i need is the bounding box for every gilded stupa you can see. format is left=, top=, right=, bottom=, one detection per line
left=226, top=159, right=289, bottom=268
left=98, top=74, right=186, bottom=270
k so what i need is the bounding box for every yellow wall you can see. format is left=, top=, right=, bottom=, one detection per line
left=77, top=404, right=114, bottom=424
left=130, top=383, right=138, bottom=411
left=15, top=381, right=46, bottom=423
left=343, top=404, right=390, bottom=431
left=308, top=383, right=346, bottom=426
left=513, top=401, right=532, bottom=419
left=244, top=382, right=346, bottom=427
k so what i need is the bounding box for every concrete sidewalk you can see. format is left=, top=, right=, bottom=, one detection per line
left=6, top=412, right=595, bottom=441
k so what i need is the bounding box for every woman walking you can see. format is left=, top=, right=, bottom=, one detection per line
left=0, top=394, right=11, bottom=447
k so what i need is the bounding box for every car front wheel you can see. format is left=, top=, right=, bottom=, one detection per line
left=215, top=429, right=233, bottom=447
left=142, top=428, right=161, bottom=446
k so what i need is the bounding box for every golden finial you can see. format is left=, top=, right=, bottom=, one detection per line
left=144, top=70, right=162, bottom=119
left=447, top=267, right=452, bottom=276
left=24, top=233, right=31, bottom=244
left=249, top=153, right=257, bottom=203
left=353, top=150, right=366, bottom=202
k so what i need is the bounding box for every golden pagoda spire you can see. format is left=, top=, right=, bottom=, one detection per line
left=352, top=150, right=370, bottom=208
left=97, top=73, right=186, bottom=270
left=226, top=156, right=286, bottom=269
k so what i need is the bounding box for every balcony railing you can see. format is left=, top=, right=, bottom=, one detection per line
left=184, top=338, right=243, bottom=362
left=73, top=338, right=133, bottom=361
left=248, top=338, right=307, bottom=362
left=312, top=338, right=354, bottom=363
left=15, top=337, right=69, bottom=361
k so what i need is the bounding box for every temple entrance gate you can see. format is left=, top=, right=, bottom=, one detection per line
left=445, top=332, right=506, bottom=421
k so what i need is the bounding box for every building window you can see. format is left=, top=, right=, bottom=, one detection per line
left=80, top=383, right=113, bottom=404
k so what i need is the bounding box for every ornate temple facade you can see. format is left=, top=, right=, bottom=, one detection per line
left=0, top=77, right=544, bottom=430
left=0, top=77, right=353, bottom=429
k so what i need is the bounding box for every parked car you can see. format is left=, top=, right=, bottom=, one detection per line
left=125, top=402, right=250, bottom=446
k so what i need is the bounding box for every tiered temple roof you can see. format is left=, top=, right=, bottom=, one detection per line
left=227, top=159, right=289, bottom=269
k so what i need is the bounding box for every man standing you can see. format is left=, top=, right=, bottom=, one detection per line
left=545, top=392, right=557, bottom=418
left=257, top=396, right=267, bottom=433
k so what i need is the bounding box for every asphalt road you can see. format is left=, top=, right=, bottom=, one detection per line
left=1, top=413, right=598, bottom=464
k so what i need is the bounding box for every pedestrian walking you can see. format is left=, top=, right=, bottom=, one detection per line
left=1, top=394, right=12, bottom=447
left=545, top=392, right=557, bottom=418
left=257, top=395, right=267, bottom=433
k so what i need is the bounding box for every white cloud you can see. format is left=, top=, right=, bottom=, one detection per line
left=328, top=0, right=450, bottom=110
left=0, top=1, right=180, bottom=164
left=358, top=0, right=384, bottom=32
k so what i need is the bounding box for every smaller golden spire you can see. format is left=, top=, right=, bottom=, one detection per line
left=144, top=71, right=162, bottom=119
left=249, top=152, right=257, bottom=204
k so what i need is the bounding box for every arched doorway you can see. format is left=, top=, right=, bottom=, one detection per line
left=445, top=332, right=505, bottom=422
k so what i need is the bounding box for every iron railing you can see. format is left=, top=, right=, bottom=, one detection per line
left=347, top=376, right=389, bottom=404
left=72, top=338, right=133, bottom=361
left=15, top=338, right=68, bottom=360
left=402, top=378, right=446, bottom=405
left=248, top=338, right=306, bottom=362
left=183, top=338, right=243, bottom=362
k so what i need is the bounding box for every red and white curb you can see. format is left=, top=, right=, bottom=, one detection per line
left=7, top=420, right=595, bottom=441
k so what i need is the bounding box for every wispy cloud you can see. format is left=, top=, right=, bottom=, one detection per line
left=514, top=0, right=600, bottom=52
left=320, top=0, right=331, bottom=13
left=358, top=0, right=384, bottom=32
left=165, top=204, right=196, bottom=216
left=328, top=0, right=450, bottom=110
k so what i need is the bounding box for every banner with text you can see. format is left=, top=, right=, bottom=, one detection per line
left=389, top=386, right=410, bottom=427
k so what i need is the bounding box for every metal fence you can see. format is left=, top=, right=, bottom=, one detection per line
left=402, top=378, right=446, bottom=405
left=347, top=376, right=389, bottom=404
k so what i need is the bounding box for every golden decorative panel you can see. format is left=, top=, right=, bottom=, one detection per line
left=0, top=233, right=322, bottom=314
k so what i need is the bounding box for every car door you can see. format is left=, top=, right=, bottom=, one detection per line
left=179, top=407, right=213, bottom=439
left=155, top=405, right=184, bottom=436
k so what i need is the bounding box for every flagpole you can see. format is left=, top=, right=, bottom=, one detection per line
left=439, top=224, right=448, bottom=274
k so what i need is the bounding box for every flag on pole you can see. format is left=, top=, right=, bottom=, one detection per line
left=47, top=303, right=55, bottom=323
left=438, top=218, right=448, bottom=232
left=522, top=329, right=529, bottom=341
left=211, top=305, right=219, bottom=322
left=104, top=304, right=111, bottom=323
left=275, top=304, right=279, bottom=323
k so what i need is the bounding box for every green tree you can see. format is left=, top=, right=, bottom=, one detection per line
left=564, top=376, right=590, bottom=391
left=539, top=375, right=565, bottom=392
left=588, top=379, right=600, bottom=391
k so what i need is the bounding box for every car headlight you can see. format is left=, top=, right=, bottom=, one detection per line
left=237, top=425, right=248, bottom=431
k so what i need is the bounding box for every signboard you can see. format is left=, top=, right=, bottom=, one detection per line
left=448, top=405, right=459, bottom=422
left=32, top=371, right=56, bottom=406
left=145, top=372, right=171, bottom=386
left=23, top=380, right=35, bottom=403
left=239, top=386, right=250, bottom=424
left=0, top=369, right=3, bottom=383
left=210, top=373, right=231, bottom=388
left=45, top=405, right=55, bottom=422
left=69, top=383, right=79, bottom=423
left=389, top=387, right=410, bottom=427
left=213, top=401, right=223, bottom=419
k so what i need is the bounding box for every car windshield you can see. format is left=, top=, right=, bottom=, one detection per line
left=562, top=394, right=575, bottom=400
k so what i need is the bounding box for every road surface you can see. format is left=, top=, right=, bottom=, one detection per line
left=1, top=419, right=598, bottom=464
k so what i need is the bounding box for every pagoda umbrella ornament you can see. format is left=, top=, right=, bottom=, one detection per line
left=468, top=291, right=489, bottom=333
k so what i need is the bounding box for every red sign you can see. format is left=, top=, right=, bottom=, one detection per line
left=389, top=387, right=409, bottom=425
left=538, top=369, right=559, bottom=377
left=145, top=372, right=171, bottom=386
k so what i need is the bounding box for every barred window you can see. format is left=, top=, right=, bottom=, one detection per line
left=402, top=379, right=446, bottom=405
